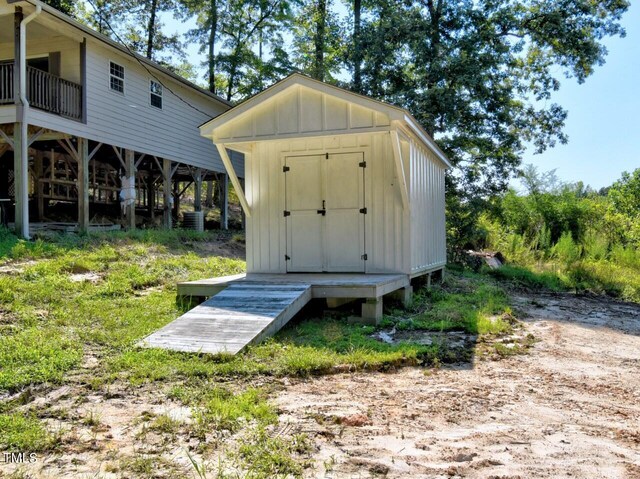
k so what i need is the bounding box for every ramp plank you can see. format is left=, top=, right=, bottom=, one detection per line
left=140, top=283, right=311, bottom=355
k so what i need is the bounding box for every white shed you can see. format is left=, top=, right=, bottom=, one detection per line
left=200, top=74, right=450, bottom=278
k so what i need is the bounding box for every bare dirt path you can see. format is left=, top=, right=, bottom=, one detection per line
left=276, top=293, right=640, bottom=478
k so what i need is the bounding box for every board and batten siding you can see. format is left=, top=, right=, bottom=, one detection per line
left=244, top=132, right=409, bottom=274
left=409, top=138, right=447, bottom=274
left=2, top=34, right=241, bottom=175
left=213, top=85, right=391, bottom=144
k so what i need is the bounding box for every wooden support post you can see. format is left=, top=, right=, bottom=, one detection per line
left=77, top=138, right=89, bottom=232
left=220, top=172, right=228, bottom=230
left=162, top=158, right=172, bottom=229
left=125, top=149, right=135, bottom=230
left=13, top=8, right=22, bottom=111
left=240, top=178, right=246, bottom=230
left=172, top=179, right=180, bottom=221
left=34, top=151, right=43, bottom=220
left=194, top=168, right=202, bottom=212
left=361, top=297, right=383, bottom=325
left=147, top=172, right=155, bottom=219
left=390, top=286, right=413, bottom=307
left=13, top=122, right=28, bottom=238
left=13, top=9, right=29, bottom=238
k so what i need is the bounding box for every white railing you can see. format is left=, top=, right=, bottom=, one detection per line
left=0, top=63, right=83, bottom=121
left=0, top=63, right=13, bottom=104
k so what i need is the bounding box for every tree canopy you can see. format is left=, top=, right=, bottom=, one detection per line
left=44, top=0, right=630, bottom=197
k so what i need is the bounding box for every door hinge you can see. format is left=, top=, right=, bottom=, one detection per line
left=285, top=254, right=290, bottom=261
left=325, top=153, right=329, bottom=159
left=283, top=210, right=291, bottom=217
left=361, top=253, right=368, bottom=261
left=359, top=207, right=367, bottom=214
left=359, top=161, right=367, bottom=168
left=283, top=165, right=290, bottom=172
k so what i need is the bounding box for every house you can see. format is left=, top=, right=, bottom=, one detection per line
left=0, top=0, right=242, bottom=238
left=200, top=74, right=449, bottom=279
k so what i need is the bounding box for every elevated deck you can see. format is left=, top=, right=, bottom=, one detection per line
left=177, top=273, right=410, bottom=300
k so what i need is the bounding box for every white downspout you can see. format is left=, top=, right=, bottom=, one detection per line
left=16, top=4, right=41, bottom=239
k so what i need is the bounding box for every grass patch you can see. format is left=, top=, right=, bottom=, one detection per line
left=234, top=428, right=312, bottom=478
left=149, top=413, right=181, bottom=435
left=487, top=259, right=640, bottom=302
left=487, top=264, right=565, bottom=291
left=0, top=230, right=244, bottom=392
left=0, top=413, right=57, bottom=451
left=385, top=271, right=515, bottom=336
left=0, top=328, right=83, bottom=391
left=1, top=229, right=514, bottom=394
left=192, top=387, right=277, bottom=436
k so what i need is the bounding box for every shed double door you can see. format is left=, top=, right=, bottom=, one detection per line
left=285, top=152, right=366, bottom=272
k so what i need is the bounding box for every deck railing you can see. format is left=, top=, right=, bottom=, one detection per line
left=0, top=63, right=83, bottom=121
left=0, top=63, right=13, bottom=105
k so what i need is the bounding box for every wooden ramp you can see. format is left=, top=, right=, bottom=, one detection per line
left=140, top=283, right=312, bottom=354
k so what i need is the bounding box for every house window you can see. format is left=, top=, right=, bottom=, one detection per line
left=109, top=61, right=124, bottom=93
left=150, top=80, right=162, bottom=109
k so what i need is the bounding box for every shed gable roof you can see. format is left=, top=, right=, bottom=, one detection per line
left=200, top=75, right=401, bottom=141
left=201, top=74, right=452, bottom=168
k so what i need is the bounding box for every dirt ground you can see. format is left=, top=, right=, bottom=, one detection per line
left=2, top=291, right=639, bottom=478
left=276, top=292, right=640, bottom=478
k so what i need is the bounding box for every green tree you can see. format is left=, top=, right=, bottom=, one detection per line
left=609, top=169, right=640, bottom=220
left=608, top=168, right=640, bottom=245
left=41, top=0, right=75, bottom=15
left=217, top=0, right=292, bottom=100
left=181, top=0, right=222, bottom=93
left=183, top=0, right=291, bottom=97
left=291, top=0, right=345, bottom=82
left=353, top=0, right=628, bottom=196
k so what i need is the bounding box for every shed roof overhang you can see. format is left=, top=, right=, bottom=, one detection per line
left=200, top=73, right=452, bottom=169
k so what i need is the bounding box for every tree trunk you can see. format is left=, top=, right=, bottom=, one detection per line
left=312, top=0, right=327, bottom=81
left=146, top=0, right=159, bottom=59
left=226, top=40, right=240, bottom=101
left=205, top=180, right=213, bottom=207
left=207, top=0, right=218, bottom=93
left=353, top=0, right=362, bottom=92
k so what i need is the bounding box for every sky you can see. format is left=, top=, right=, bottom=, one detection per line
left=165, top=3, right=639, bottom=190
left=519, top=3, right=640, bottom=190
